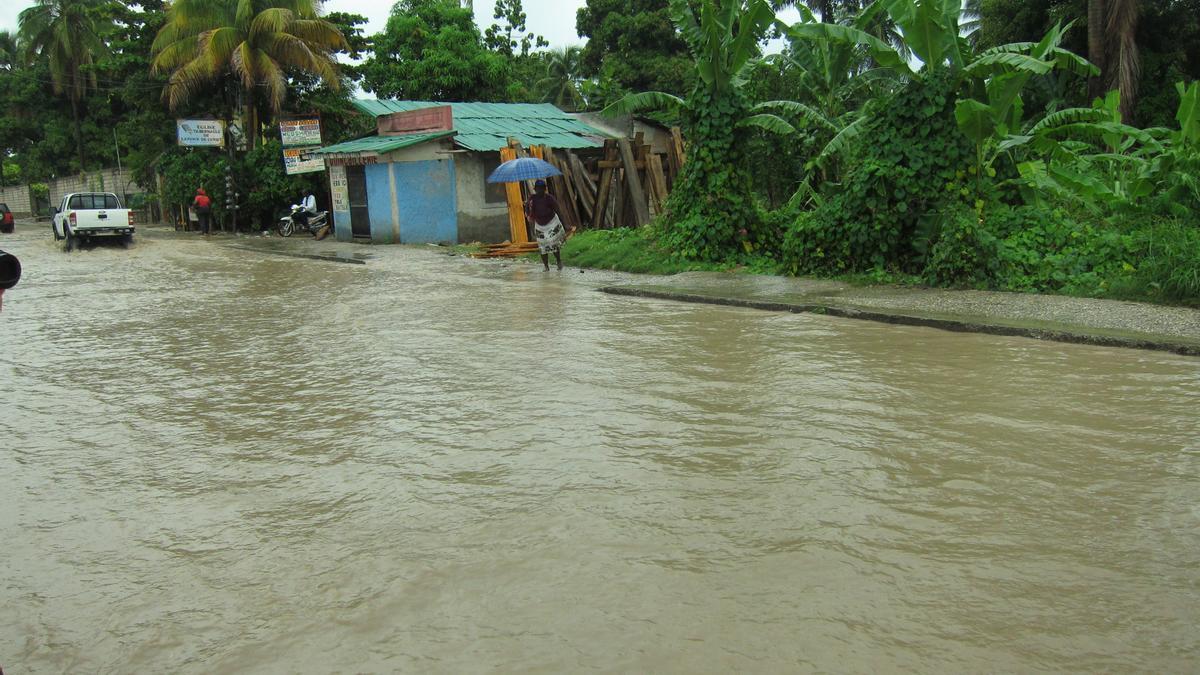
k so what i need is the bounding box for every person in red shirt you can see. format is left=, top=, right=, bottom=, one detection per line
left=192, top=188, right=212, bottom=235
left=524, top=179, right=572, bottom=271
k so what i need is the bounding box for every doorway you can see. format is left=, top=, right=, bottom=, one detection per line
left=345, top=164, right=370, bottom=238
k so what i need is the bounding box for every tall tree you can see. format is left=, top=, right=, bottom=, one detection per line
left=485, top=0, right=548, bottom=57
left=1104, top=0, right=1139, bottom=121
left=576, top=0, right=693, bottom=101
left=360, top=0, right=512, bottom=101
left=150, top=0, right=347, bottom=147
left=18, top=0, right=114, bottom=171
left=1087, top=0, right=1107, bottom=99
left=535, top=46, right=586, bottom=110
left=0, top=30, right=18, bottom=70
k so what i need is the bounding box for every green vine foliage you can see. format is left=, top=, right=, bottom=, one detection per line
left=782, top=69, right=974, bottom=273
left=660, top=87, right=762, bottom=261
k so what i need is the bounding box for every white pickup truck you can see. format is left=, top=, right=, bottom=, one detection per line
left=52, top=192, right=135, bottom=249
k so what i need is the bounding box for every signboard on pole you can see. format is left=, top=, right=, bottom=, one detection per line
left=330, top=164, right=349, bottom=212
left=283, top=146, right=324, bottom=175
left=280, top=117, right=323, bottom=147
left=280, top=116, right=324, bottom=174
left=177, top=119, right=225, bottom=147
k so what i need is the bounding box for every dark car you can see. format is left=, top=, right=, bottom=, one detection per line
left=0, top=203, right=13, bottom=233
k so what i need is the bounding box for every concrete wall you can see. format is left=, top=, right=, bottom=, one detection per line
left=0, top=167, right=145, bottom=218
left=453, top=153, right=509, bottom=244
left=48, top=168, right=142, bottom=211
left=0, top=185, right=32, bottom=216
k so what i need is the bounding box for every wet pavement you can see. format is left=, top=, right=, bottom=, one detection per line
left=2, top=221, right=1198, bottom=673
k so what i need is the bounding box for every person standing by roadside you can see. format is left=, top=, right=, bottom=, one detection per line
left=192, top=188, right=212, bottom=235
left=524, top=179, right=571, bottom=271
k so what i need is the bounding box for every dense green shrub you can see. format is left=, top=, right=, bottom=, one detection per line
left=660, top=88, right=763, bottom=262
left=990, top=207, right=1131, bottom=296
left=782, top=70, right=974, bottom=274
left=1117, top=220, right=1200, bottom=305
left=923, top=208, right=1001, bottom=287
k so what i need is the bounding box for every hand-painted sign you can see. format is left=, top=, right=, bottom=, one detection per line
left=283, top=146, right=325, bottom=175
left=330, top=165, right=348, bottom=212
left=280, top=118, right=323, bottom=147
left=177, top=119, right=225, bottom=147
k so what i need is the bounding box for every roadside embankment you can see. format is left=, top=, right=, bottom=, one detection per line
left=600, top=273, right=1200, bottom=356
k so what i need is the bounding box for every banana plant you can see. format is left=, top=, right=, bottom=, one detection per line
left=602, top=0, right=797, bottom=260
left=783, top=0, right=1096, bottom=189
left=770, top=3, right=899, bottom=185
left=1004, top=91, right=1172, bottom=212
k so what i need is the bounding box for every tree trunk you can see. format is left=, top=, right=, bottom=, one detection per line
left=818, top=0, right=835, bottom=23
left=1087, top=0, right=1108, bottom=100
left=1108, top=0, right=1140, bottom=123
left=70, top=95, right=86, bottom=172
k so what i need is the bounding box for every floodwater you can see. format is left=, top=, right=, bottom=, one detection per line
left=2, top=227, right=1199, bottom=673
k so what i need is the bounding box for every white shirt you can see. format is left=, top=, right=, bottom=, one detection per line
left=302, top=195, right=316, bottom=213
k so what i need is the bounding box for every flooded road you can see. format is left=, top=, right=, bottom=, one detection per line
left=2, top=227, right=1199, bottom=673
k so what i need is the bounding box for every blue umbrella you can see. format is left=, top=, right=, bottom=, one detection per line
left=486, top=157, right=563, bottom=183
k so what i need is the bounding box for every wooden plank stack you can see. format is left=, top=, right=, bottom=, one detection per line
left=473, top=129, right=686, bottom=258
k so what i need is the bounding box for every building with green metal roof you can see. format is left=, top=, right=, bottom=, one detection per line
left=310, top=100, right=610, bottom=244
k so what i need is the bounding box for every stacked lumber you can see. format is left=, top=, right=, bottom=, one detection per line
left=480, top=130, right=686, bottom=257
left=471, top=241, right=540, bottom=258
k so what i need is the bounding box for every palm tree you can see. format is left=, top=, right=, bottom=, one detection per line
left=151, top=0, right=348, bottom=147
left=18, top=0, right=113, bottom=171
left=536, top=46, right=585, bottom=111
left=1087, top=0, right=1140, bottom=122
left=0, top=31, right=19, bottom=70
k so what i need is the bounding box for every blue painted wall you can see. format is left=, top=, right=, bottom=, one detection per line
left=332, top=209, right=352, bottom=241
left=357, top=159, right=459, bottom=245
left=393, top=160, right=458, bottom=244
left=366, top=163, right=399, bottom=244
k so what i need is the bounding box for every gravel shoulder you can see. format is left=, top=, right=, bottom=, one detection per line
left=599, top=273, right=1200, bottom=356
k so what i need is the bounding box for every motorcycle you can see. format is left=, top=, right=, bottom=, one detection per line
left=276, top=205, right=330, bottom=238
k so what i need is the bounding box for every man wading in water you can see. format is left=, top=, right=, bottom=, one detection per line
left=525, top=179, right=571, bottom=271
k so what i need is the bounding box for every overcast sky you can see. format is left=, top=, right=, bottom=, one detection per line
left=1, top=1, right=800, bottom=50
left=1, top=1, right=593, bottom=48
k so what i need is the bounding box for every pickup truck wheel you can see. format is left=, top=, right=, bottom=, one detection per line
left=122, top=233, right=134, bottom=247
left=52, top=224, right=62, bottom=241
left=63, top=226, right=77, bottom=252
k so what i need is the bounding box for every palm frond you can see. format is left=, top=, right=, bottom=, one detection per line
left=601, top=91, right=685, bottom=117
left=786, top=22, right=911, bottom=75
left=287, top=19, right=348, bottom=51
left=250, top=8, right=293, bottom=45
left=1028, top=107, right=1109, bottom=135
left=814, top=115, right=869, bottom=169
left=739, top=113, right=796, bottom=135
left=965, top=52, right=1053, bottom=77
left=1049, top=47, right=1098, bottom=78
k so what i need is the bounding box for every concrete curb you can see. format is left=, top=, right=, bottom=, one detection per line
left=224, top=244, right=367, bottom=265
left=599, top=286, right=1200, bottom=357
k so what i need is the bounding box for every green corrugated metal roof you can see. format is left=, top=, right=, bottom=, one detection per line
left=311, top=130, right=455, bottom=157
left=352, top=99, right=608, bottom=151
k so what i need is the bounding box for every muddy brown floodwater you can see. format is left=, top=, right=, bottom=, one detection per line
left=2, top=228, right=1199, bottom=673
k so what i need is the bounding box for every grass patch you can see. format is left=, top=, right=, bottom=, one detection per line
left=558, top=228, right=785, bottom=276
left=560, top=228, right=712, bottom=274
